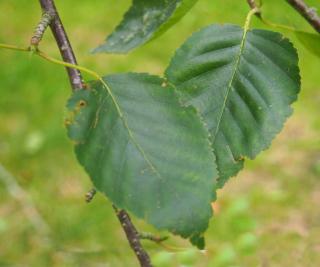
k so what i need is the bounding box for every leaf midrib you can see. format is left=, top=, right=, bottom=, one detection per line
left=211, top=27, right=250, bottom=143
left=98, top=78, right=164, bottom=181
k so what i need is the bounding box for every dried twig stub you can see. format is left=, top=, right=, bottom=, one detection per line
left=30, top=12, right=55, bottom=46
left=85, top=188, right=97, bottom=203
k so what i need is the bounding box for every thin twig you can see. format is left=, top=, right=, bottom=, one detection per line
left=285, top=0, right=320, bottom=33
left=113, top=206, right=153, bottom=267
left=36, top=1, right=153, bottom=265
left=85, top=188, right=97, bottom=203
left=30, top=12, right=55, bottom=46
left=139, top=232, right=169, bottom=243
left=0, top=43, right=155, bottom=265
left=38, top=0, right=84, bottom=90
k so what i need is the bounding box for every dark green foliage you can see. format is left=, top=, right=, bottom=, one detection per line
left=1, top=0, right=318, bottom=264
left=66, top=73, right=218, bottom=241
left=66, top=3, right=302, bottom=248
left=93, top=0, right=198, bottom=54
left=190, top=234, right=205, bottom=250
left=166, top=25, right=301, bottom=187
left=67, top=21, right=301, bottom=246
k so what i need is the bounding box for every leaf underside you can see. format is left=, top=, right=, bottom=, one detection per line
left=166, top=24, right=301, bottom=187
left=66, top=73, right=218, bottom=244
left=93, top=0, right=198, bottom=54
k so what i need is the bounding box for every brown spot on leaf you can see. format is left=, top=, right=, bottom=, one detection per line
left=64, top=118, right=72, bottom=126
left=78, top=100, right=87, bottom=107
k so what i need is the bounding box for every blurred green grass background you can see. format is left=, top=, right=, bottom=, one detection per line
left=0, top=0, right=319, bottom=266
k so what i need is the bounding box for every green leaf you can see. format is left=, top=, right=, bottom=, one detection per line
left=66, top=73, right=218, bottom=241
left=295, top=31, right=320, bottom=58
left=166, top=25, right=300, bottom=187
left=93, top=0, right=198, bottom=54
left=190, top=234, right=205, bottom=249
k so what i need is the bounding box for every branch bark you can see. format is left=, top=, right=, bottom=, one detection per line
left=286, top=0, right=320, bottom=33
left=113, top=206, right=153, bottom=267
left=38, top=1, right=153, bottom=266
left=38, top=0, right=84, bottom=90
